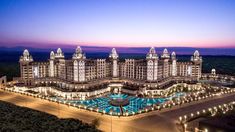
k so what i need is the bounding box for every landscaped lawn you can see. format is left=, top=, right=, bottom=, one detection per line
left=0, top=100, right=100, bottom=132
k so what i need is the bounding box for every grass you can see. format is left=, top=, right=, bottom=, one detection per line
left=0, top=100, right=100, bottom=132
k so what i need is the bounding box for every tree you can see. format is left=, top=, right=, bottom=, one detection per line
left=91, top=118, right=100, bottom=128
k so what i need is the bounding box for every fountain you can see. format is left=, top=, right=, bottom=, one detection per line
left=109, top=94, right=130, bottom=106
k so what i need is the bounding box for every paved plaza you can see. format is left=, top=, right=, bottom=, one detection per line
left=0, top=89, right=235, bottom=132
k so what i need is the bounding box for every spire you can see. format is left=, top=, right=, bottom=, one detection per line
left=112, top=48, right=117, bottom=54
left=149, top=47, right=156, bottom=54
left=194, top=50, right=200, bottom=57
left=23, top=49, right=29, bottom=57
left=20, top=49, right=33, bottom=62
left=73, top=46, right=86, bottom=59
left=57, top=48, right=62, bottom=54
left=146, top=47, right=158, bottom=59
left=191, top=50, right=202, bottom=61
left=163, top=48, right=168, bottom=54
left=109, top=48, right=118, bottom=59
left=161, top=48, right=170, bottom=58
left=50, top=51, right=55, bottom=59
left=55, top=48, right=64, bottom=58
left=211, top=68, right=216, bottom=75
left=171, top=51, right=176, bottom=59
left=75, top=46, right=82, bottom=54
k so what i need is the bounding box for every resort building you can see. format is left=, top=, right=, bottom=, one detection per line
left=19, top=46, right=202, bottom=90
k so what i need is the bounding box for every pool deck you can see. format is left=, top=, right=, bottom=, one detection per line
left=0, top=89, right=235, bottom=132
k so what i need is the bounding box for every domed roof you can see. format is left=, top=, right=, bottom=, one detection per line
left=211, top=68, right=216, bottom=75
left=149, top=47, right=156, bottom=54
left=50, top=51, right=54, bottom=55
left=161, top=48, right=170, bottom=58
left=171, top=51, right=176, bottom=59
left=23, top=49, right=29, bottom=56
left=73, top=46, right=86, bottom=59
left=111, top=48, right=117, bottom=54
left=194, top=50, right=200, bottom=57
left=109, top=48, right=118, bottom=59
left=75, top=46, right=82, bottom=54
left=191, top=50, right=202, bottom=62
left=163, top=48, right=168, bottom=54
left=146, top=47, right=158, bottom=59
left=50, top=51, right=55, bottom=59
left=57, top=48, right=62, bottom=54
left=55, top=48, right=64, bottom=58
left=20, top=49, right=33, bottom=62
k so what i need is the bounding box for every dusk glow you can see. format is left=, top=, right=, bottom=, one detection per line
left=1, top=1, right=235, bottom=132
left=0, top=0, right=235, bottom=48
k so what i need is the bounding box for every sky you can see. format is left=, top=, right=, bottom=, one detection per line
left=0, top=0, right=235, bottom=48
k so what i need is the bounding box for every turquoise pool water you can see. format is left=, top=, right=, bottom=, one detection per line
left=54, top=93, right=184, bottom=116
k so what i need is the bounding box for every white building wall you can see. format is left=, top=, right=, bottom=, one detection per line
left=153, top=60, right=158, bottom=80
left=147, top=60, right=154, bottom=81
left=172, top=60, right=177, bottom=76
left=73, top=60, right=78, bottom=82
left=49, top=60, right=54, bottom=77
left=113, top=59, right=118, bottom=77
left=78, top=61, right=85, bottom=82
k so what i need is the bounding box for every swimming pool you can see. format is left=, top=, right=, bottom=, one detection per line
left=53, top=92, right=185, bottom=116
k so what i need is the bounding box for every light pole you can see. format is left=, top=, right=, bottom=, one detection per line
left=184, top=123, right=187, bottom=132
left=57, top=99, right=60, bottom=117
left=58, top=102, right=60, bottom=117
left=110, top=109, right=113, bottom=132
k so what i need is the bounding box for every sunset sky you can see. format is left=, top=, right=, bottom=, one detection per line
left=0, top=0, right=235, bottom=48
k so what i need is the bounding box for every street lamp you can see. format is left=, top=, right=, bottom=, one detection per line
left=110, top=109, right=113, bottom=132
left=57, top=101, right=60, bottom=117
left=179, top=116, right=182, bottom=123
left=184, top=123, right=187, bottom=132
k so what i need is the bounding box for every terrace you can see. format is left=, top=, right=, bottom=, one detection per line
left=3, top=75, right=235, bottom=117
left=52, top=93, right=184, bottom=116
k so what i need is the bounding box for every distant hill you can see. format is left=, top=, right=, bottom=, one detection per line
left=1, top=45, right=235, bottom=56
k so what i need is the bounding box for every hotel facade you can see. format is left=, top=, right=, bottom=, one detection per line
left=19, top=46, right=202, bottom=91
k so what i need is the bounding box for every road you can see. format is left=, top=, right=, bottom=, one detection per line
left=0, top=89, right=234, bottom=132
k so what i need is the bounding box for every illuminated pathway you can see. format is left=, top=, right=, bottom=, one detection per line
left=0, top=89, right=235, bottom=132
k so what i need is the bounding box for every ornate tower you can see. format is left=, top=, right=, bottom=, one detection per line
left=161, top=48, right=170, bottom=78
left=191, top=50, right=202, bottom=62
left=55, top=48, right=64, bottom=59
left=55, top=48, right=65, bottom=79
left=19, top=49, right=33, bottom=63
left=146, top=47, right=158, bottom=81
left=109, top=48, right=119, bottom=78
left=73, top=46, right=86, bottom=82
left=191, top=50, right=202, bottom=79
left=171, top=51, right=177, bottom=76
left=211, top=69, right=216, bottom=76
left=19, top=49, right=33, bottom=85
left=49, top=51, right=55, bottom=77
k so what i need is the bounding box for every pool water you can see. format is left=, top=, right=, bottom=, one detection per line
left=109, top=94, right=128, bottom=100
left=54, top=93, right=185, bottom=116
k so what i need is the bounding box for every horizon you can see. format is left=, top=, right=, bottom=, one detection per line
left=0, top=0, right=235, bottom=49
left=1, top=1, right=235, bottom=131
left=1, top=44, right=235, bottom=56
